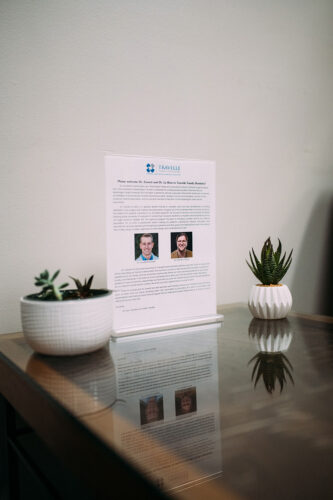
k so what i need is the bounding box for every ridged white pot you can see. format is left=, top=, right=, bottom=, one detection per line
left=248, top=284, right=292, bottom=320
left=21, top=291, right=113, bottom=356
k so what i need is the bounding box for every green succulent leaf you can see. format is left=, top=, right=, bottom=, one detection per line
left=51, top=269, right=60, bottom=282
left=69, top=276, right=82, bottom=290
left=284, top=249, right=293, bottom=269
left=274, top=239, right=282, bottom=264
left=252, top=249, right=261, bottom=270
left=86, top=275, right=94, bottom=289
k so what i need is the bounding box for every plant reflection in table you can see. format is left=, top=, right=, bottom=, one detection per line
left=26, top=346, right=122, bottom=416
left=248, top=318, right=294, bottom=394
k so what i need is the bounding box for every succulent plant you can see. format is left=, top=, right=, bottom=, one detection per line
left=35, top=270, right=69, bottom=301
left=34, top=271, right=98, bottom=301
left=246, top=237, right=293, bottom=285
left=249, top=352, right=294, bottom=394
left=69, top=275, right=94, bottom=299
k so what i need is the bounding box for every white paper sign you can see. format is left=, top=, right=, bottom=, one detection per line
left=105, top=154, right=222, bottom=335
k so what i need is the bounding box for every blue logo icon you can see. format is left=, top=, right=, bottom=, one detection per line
left=146, top=163, right=155, bottom=173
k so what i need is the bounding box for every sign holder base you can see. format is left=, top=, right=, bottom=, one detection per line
left=111, top=313, right=224, bottom=340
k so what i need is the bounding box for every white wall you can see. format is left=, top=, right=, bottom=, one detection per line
left=1, top=0, right=333, bottom=333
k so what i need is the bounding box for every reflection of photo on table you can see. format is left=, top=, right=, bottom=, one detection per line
left=170, top=232, right=193, bottom=259
left=175, top=387, right=197, bottom=416
left=140, top=395, right=164, bottom=425
left=135, top=233, right=159, bottom=261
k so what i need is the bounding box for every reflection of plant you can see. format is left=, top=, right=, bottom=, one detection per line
left=26, top=346, right=117, bottom=415
left=246, top=237, right=293, bottom=285
left=249, top=352, right=294, bottom=394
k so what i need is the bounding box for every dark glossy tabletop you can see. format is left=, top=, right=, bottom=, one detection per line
left=1, top=305, right=332, bottom=499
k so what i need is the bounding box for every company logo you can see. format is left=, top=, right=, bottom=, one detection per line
left=158, top=164, right=181, bottom=172
left=145, top=162, right=181, bottom=175
left=146, top=163, right=155, bottom=173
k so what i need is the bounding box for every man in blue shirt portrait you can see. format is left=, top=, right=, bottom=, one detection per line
left=136, top=233, right=159, bottom=261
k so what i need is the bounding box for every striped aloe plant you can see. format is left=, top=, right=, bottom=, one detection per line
left=246, top=238, right=293, bottom=285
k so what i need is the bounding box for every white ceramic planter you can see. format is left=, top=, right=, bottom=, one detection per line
left=21, top=292, right=113, bottom=356
left=248, top=284, right=292, bottom=320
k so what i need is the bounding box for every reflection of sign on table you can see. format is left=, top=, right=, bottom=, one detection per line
left=109, top=323, right=222, bottom=492
left=105, top=154, right=223, bottom=336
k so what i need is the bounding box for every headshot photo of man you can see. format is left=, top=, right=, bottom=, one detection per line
left=140, top=395, right=164, bottom=425
left=171, top=232, right=193, bottom=259
left=135, top=233, right=159, bottom=261
left=175, top=387, right=197, bottom=416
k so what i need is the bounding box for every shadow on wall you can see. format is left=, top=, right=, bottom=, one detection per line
left=292, top=192, right=333, bottom=316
